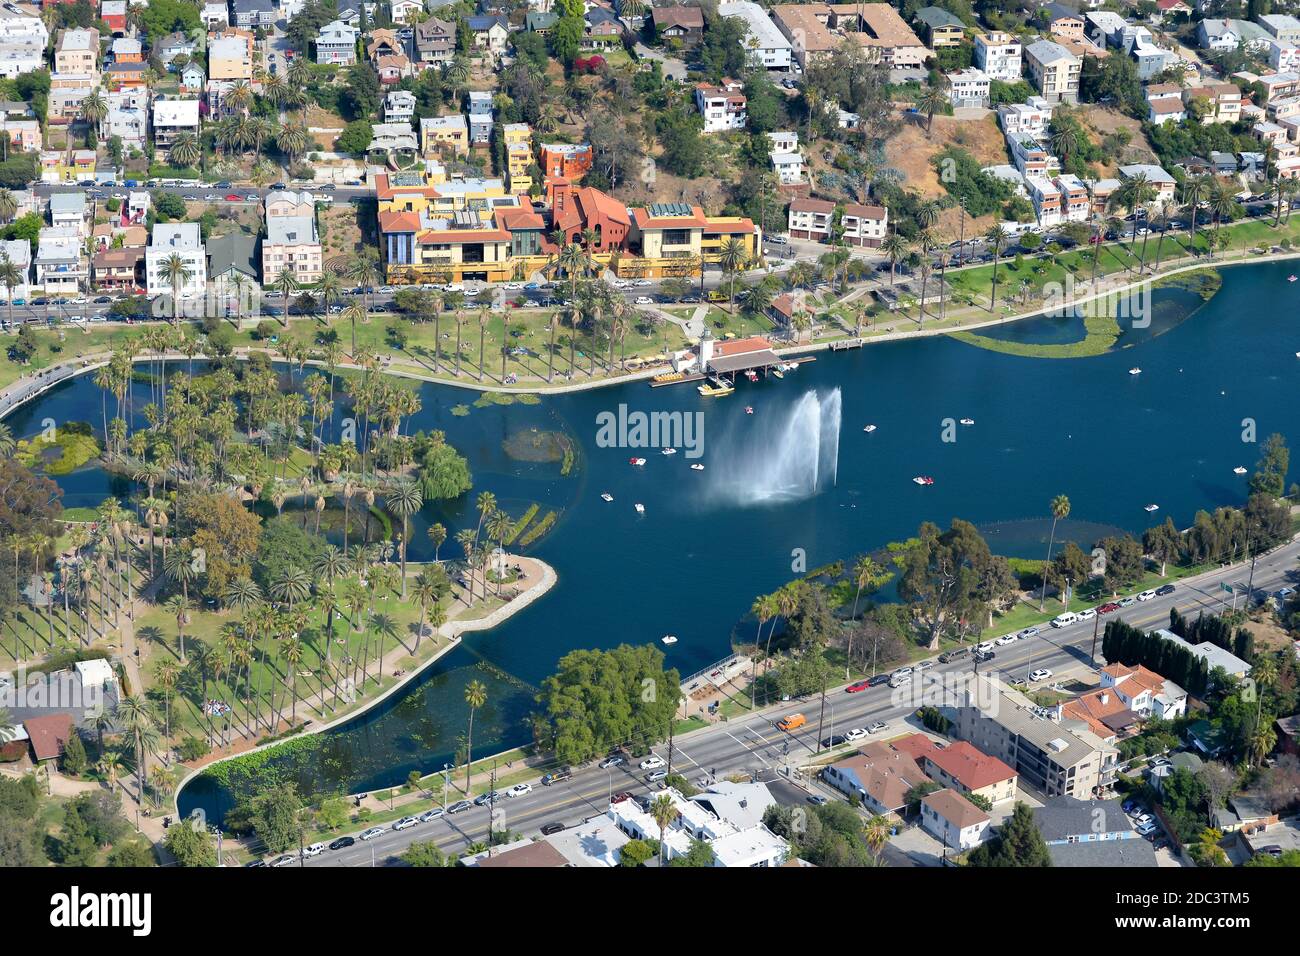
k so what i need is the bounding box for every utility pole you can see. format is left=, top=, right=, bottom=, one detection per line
left=815, top=671, right=828, bottom=753
left=1089, top=607, right=1102, bottom=667
left=442, top=763, right=449, bottom=813
left=487, top=761, right=497, bottom=851
left=666, top=718, right=676, bottom=778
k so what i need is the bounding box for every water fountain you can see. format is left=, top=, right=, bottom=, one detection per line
left=703, top=388, right=842, bottom=506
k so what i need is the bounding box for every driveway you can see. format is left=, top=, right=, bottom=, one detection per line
left=634, top=43, right=686, bottom=81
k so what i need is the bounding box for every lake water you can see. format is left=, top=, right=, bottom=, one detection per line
left=9, top=263, right=1297, bottom=820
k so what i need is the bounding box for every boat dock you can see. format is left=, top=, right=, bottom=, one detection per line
left=830, top=339, right=864, bottom=351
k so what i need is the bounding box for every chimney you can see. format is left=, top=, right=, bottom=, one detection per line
left=1100, top=693, right=1109, bottom=706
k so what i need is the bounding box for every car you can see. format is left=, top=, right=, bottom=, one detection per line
left=634, top=296, right=654, bottom=305
left=1008, top=677, right=1027, bottom=688
left=845, top=728, right=868, bottom=742
left=359, top=826, right=386, bottom=840
left=418, top=808, right=444, bottom=823
left=639, top=755, right=666, bottom=771
left=329, top=836, right=355, bottom=850
left=94, top=296, right=111, bottom=304
left=866, top=673, right=891, bottom=687
left=1119, top=597, right=1136, bottom=607
left=393, top=816, right=418, bottom=830
left=1122, top=799, right=1138, bottom=814
left=472, top=791, right=500, bottom=806
left=806, top=794, right=828, bottom=806
left=611, top=791, right=633, bottom=804
left=1137, top=589, right=1157, bottom=602
left=996, top=634, right=1017, bottom=646
left=506, top=783, right=533, bottom=798
left=645, top=769, right=668, bottom=783
left=1098, top=602, right=1121, bottom=614
left=820, top=734, right=846, bottom=748
left=1155, top=584, right=1176, bottom=596
left=1149, top=756, right=1171, bottom=768
left=634, top=278, right=652, bottom=287
left=916, top=660, right=934, bottom=671
left=867, top=721, right=887, bottom=734
left=446, top=800, right=472, bottom=814
left=1257, top=844, right=1284, bottom=857
left=888, top=673, right=912, bottom=688
left=976, top=642, right=995, bottom=654
left=1134, top=813, right=1155, bottom=826
left=270, top=854, right=297, bottom=866
left=1051, top=611, right=1079, bottom=628
left=846, top=680, right=872, bottom=693
left=1152, top=837, right=1170, bottom=851
left=1078, top=607, right=1097, bottom=621
left=539, top=822, right=566, bottom=835
left=1136, top=821, right=1160, bottom=836
left=1018, top=627, right=1040, bottom=639
left=599, top=755, right=626, bottom=768
left=975, top=649, right=995, bottom=663
left=225, top=193, right=244, bottom=202
left=302, top=842, right=325, bottom=857
left=1276, top=586, right=1295, bottom=600
left=541, top=769, right=572, bottom=785
left=1028, top=668, right=1053, bottom=682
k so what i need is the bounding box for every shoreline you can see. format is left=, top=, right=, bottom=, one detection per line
left=2, top=250, right=1295, bottom=416
left=170, top=554, right=557, bottom=818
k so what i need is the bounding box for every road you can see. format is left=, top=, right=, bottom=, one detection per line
left=296, top=537, right=1300, bottom=867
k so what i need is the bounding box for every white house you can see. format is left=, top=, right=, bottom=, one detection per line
left=719, top=1, right=792, bottom=70
left=606, top=786, right=789, bottom=867
left=1099, top=662, right=1188, bottom=722
left=947, top=67, right=990, bottom=108
left=998, top=96, right=1052, bottom=138
left=974, top=31, right=1021, bottom=82
left=1152, top=628, right=1252, bottom=679
left=920, top=788, right=991, bottom=851
left=384, top=89, right=416, bottom=123
left=770, top=150, right=803, bottom=184
left=34, top=226, right=85, bottom=296
left=146, top=223, right=207, bottom=299
left=695, top=78, right=747, bottom=132
left=0, top=238, right=31, bottom=302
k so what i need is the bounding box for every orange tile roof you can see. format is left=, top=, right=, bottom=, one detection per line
left=922, top=788, right=990, bottom=829
left=630, top=206, right=709, bottom=230
left=416, top=227, right=511, bottom=244
left=1061, top=688, right=1137, bottom=739
left=924, top=741, right=1016, bottom=791
left=379, top=210, right=421, bottom=233
left=703, top=218, right=758, bottom=235
left=25, top=712, right=74, bottom=762
left=891, top=732, right=942, bottom=763
left=712, top=335, right=773, bottom=357
left=495, top=206, right=546, bottom=231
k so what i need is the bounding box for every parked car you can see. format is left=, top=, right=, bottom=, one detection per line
left=1078, top=607, right=1097, bottom=621
left=806, top=794, right=828, bottom=806
left=996, top=634, right=1017, bottom=646
left=359, top=826, right=386, bottom=841
left=393, top=816, right=418, bottom=831
left=1028, top=668, right=1053, bottom=682
left=867, top=674, right=891, bottom=687
left=541, top=769, right=572, bottom=785
left=1119, top=597, right=1137, bottom=607
left=1098, top=602, right=1121, bottom=614
left=270, top=854, right=297, bottom=866
left=820, top=734, right=847, bottom=748
left=645, top=769, right=668, bottom=783
left=611, top=791, right=633, bottom=804
left=639, top=755, right=666, bottom=771
left=1155, top=584, right=1176, bottom=596
left=845, top=728, right=868, bottom=742
left=329, top=836, right=355, bottom=850
left=418, top=808, right=444, bottom=823
left=599, top=755, right=626, bottom=769
left=975, top=649, right=995, bottom=663
left=1018, top=627, right=1040, bottom=639
left=1137, top=589, right=1157, bottom=602
left=302, top=842, right=325, bottom=857
left=867, top=721, right=887, bottom=734
left=506, top=783, right=533, bottom=798
left=446, top=800, right=472, bottom=814
left=846, top=680, right=872, bottom=693
left=540, top=821, right=566, bottom=835
left=939, top=647, right=970, bottom=663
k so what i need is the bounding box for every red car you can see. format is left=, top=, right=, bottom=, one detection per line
left=225, top=193, right=243, bottom=202
left=846, top=680, right=872, bottom=694
left=1098, top=602, right=1121, bottom=614
left=611, top=791, right=633, bottom=804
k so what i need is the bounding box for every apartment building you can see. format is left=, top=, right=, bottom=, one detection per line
left=947, top=67, right=990, bottom=108
left=1260, top=13, right=1300, bottom=46
left=922, top=741, right=1018, bottom=806
left=974, top=31, right=1022, bottom=81
left=539, top=142, right=593, bottom=180
left=263, top=190, right=322, bottom=285
left=152, top=98, right=201, bottom=151
left=1117, top=163, right=1177, bottom=205
left=55, top=28, right=99, bottom=74
left=695, top=78, right=747, bottom=133
left=421, top=115, right=468, bottom=156
left=955, top=675, right=1119, bottom=799
left=719, top=1, right=792, bottom=69
left=787, top=197, right=835, bottom=242
left=772, top=3, right=927, bottom=69
left=34, top=226, right=85, bottom=295
left=920, top=789, right=991, bottom=851
left=914, top=6, right=964, bottom=49
left=840, top=202, right=888, bottom=247
left=208, top=31, right=254, bottom=82
left=1024, top=39, right=1080, bottom=103
left=998, top=96, right=1053, bottom=137
left=48, top=72, right=98, bottom=121
left=316, top=20, right=359, bottom=65
left=414, top=17, right=456, bottom=67
left=146, top=223, right=207, bottom=299
left=0, top=238, right=30, bottom=301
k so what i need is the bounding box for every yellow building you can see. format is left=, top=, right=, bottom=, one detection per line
left=420, top=114, right=469, bottom=157
left=502, top=122, right=533, bottom=194
left=621, top=203, right=762, bottom=278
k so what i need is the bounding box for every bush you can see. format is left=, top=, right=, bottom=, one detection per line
left=176, top=736, right=210, bottom=762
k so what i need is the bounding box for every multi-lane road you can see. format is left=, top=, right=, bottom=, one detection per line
left=294, top=536, right=1299, bottom=867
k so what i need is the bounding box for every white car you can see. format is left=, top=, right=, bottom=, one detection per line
left=1028, top=668, right=1053, bottom=682
left=634, top=278, right=652, bottom=287
left=892, top=666, right=913, bottom=678
left=639, top=755, right=666, bottom=771
left=867, top=721, right=887, bottom=734
left=1078, top=607, right=1097, bottom=620
left=301, top=842, right=325, bottom=857
left=506, top=783, right=532, bottom=798
left=634, top=296, right=654, bottom=305
left=995, top=634, right=1017, bottom=646
left=1136, top=821, right=1160, bottom=836
left=359, top=826, right=386, bottom=841
left=845, top=728, right=868, bottom=742
left=1018, top=627, right=1040, bottom=639
left=393, top=816, right=418, bottom=831
left=915, top=660, right=934, bottom=671
left=504, top=282, right=524, bottom=290
left=443, top=283, right=463, bottom=293
left=1137, top=589, right=1157, bottom=602
left=976, top=641, right=995, bottom=654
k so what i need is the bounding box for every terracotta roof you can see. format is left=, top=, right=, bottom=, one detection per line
left=379, top=210, right=421, bottom=233
left=713, top=335, right=773, bottom=357
left=495, top=206, right=546, bottom=231
left=93, top=248, right=143, bottom=268
left=922, top=788, right=990, bottom=829
left=474, top=841, right=569, bottom=867
left=416, top=226, right=511, bottom=244
left=1061, top=689, right=1139, bottom=739
left=25, top=712, right=74, bottom=762
left=830, top=741, right=931, bottom=811
left=1150, top=98, right=1186, bottom=114
left=842, top=202, right=887, bottom=221
left=652, top=5, right=704, bottom=29
left=789, top=197, right=835, bottom=214
left=630, top=206, right=708, bottom=230
left=1101, top=662, right=1166, bottom=696
left=891, top=732, right=941, bottom=763
left=703, top=218, right=757, bottom=235
left=924, top=740, right=1016, bottom=791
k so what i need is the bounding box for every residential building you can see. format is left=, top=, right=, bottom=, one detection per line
left=770, top=149, right=803, bottom=184
left=583, top=6, right=623, bottom=48
left=54, top=28, right=99, bottom=74
left=607, top=787, right=790, bottom=866
left=110, top=37, right=142, bottom=63
left=787, top=197, right=834, bottom=242
left=1197, top=18, right=1272, bottom=53
left=390, top=0, right=424, bottom=22
left=0, top=38, right=44, bottom=79
left=231, top=0, right=276, bottom=29
left=0, top=238, right=31, bottom=302
left=1024, top=39, right=1080, bottom=103
left=696, top=78, right=747, bottom=132
left=34, top=226, right=86, bottom=295
left=208, top=31, right=254, bottom=83
left=152, top=98, right=201, bottom=152
left=1035, top=794, right=1141, bottom=848
left=103, top=60, right=146, bottom=90
left=91, top=246, right=143, bottom=291
left=263, top=190, right=322, bottom=285
left=772, top=3, right=927, bottom=69
left=840, top=201, right=887, bottom=247
left=1117, top=164, right=1177, bottom=205
left=206, top=231, right=259, bottom=303
left=1259, top=13, right=1300, bottom=46
left=47, top=73, right=97, bottom=121
left=1054, top=172, right=1089, bottom=221
left=1152, top=628, right=1253, bottom=679
left=503, top=123, right=532, bottom=193
left=316, top=21, right=359, bottom=65
left=1047, top=9, right=1085, bottom=43
left=822, top=740, right=932, bottom=817
left=1148, top=90, right=1187, bottom=125
left=366, top=28, right=404, bottom=61
left=719, top=1, right=792, bottom=69
left=377, top=53, right=412, bottom=84
left=50, top=191, right=87, bottom=237
left=0, top=114, right=40, bottom=150
left=100, top=0, right=127, bottom=32
left=914, top=6, right=964, bottom=49
left=538, top=142, right=593, bottom=180
left=922, top=740, right=1018, bottom=805
left=414, top=17, right=456, bottom=67
left=466, top=14, right=510, bottom=55
left=974, top=31, right=1021, bottom=81
left=145, top=223, right=207, bottom=299
left=626, top=200, right=761, bottom=275
left=998, top=96, right=1053, bottom=137
left=155, top=31, right=196, bottom=67
left=652, top=5, right=705, bottom=45
left=421, top=114, right=469, bottom=156
left=955, top=674, right=1119, bottom=799
left=1094, top=661, right=1188, bottom=720
left=947, top=67, right=990, bottom=108
left=180, top=62, right=205, bottom=93
left=920, top=788, right=990, bottom=851
left=385, top=90, right=416, bottom=124
left=1187, top=82, right=1242, bottom=124
left=201, top=0, right=230, bottom=28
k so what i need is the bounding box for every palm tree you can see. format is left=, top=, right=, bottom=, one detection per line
left=269, top=565, right=312, bottom=611
left=463, top=679, right=487, bottom=791
left=79, top=89, right=107, bottom=135
left=276, top=122, right=309, bottom=164
left=116, top=694, right=157, bottom=803
left=1039, top=494, right=1071, bottom=611
left=386, top=480, right=423, bottom=595
left=985, top=224, right=1008, bottom=312
left=0, top=189, right=17, bottom=223
left=880, top=231, right=909, bottom=288
left=1208, top=179, right=1238, bottom=254
left=169, top=132, right=201, bottom=169
left=426, top=522, right=446, bottom=562
left=717, top=236, right=750, bottom=311
left=917, top=81, right=948, bottom=135
left=161, top=546, right=197, bottom=659
left=1180, top=174, right=1209, bottom=248
left=0, top=252, right=21, bottom=328
left=650, top=792, right=677, bottom=866
left=1049, top=121, right=1080, bottom=171
left=162, top=253, right=192, bottom=325
left=411, top=572, right=441, bottom=650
